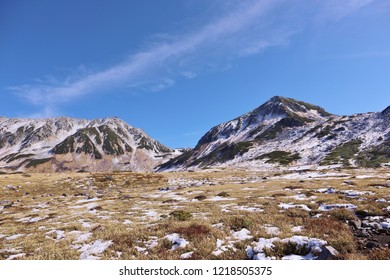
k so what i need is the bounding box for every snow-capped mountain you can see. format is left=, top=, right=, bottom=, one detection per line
left=0, top=117, right=175, bottom=172
left=159, top=96, right=390, bottom=170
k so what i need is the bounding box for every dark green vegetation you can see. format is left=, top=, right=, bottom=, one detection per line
left=257, top=151, right=301, bottom=165
left=356, top=139, right=390, bottom=168
left=159, top=141, right=254, bottom=169
left=193, top=141, right=254, bottom=167
left=25, top=158, right=52, bottom=168
left=169, top=210, right=193, bottom=221
left=52, top=127, right=103, bottom=159
left=0, top=153, right=34, bottom=163
left=134, top=134, right=171, bottom=153
left=321, top=139, right=363, bottom=166
left=255, top=116, right=307, bottom=141
left=98, top=125, right=125, bottom=156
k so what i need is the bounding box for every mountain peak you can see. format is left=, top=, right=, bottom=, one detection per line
left=259, top=96, right=332, bottom=119
left=268, top=95, right=285, bottom=103
left=382, top=106, right=390, bottom=117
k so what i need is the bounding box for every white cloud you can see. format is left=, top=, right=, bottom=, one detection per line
left=8, top=0, right=375, bottom=116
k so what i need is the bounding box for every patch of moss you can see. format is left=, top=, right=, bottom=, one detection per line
left=257, top=151, right=301, bottom=165
left=356, top=139, right=390, bottom=168
left=25, top=158, right=52, bottom=168
left=169, top=210, right=192, bottom=221
left=98, top=125, right=125, bottom=155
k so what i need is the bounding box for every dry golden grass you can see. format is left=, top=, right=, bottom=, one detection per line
left=0, top=168, right=389, bottom=260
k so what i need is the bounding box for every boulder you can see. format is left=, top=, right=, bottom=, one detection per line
left=317, top=246, right=339, bottom=260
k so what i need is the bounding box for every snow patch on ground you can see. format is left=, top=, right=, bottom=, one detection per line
left=278, top=203, right=311, bottom=211
left=316, top=187, right=336, bottom=194
left=263, top=225, right=280, bottom=236
left=291, top=226, right=304, bottom=233
left=180, top=251, right=194, bottom=259
left=318, top=204, right=357, bottom=211
left=6, top=253, right=26, bottom=260
left=45, top=230, right=65, bottom=240
left=5, top=234, right=24, bottom=240
left=232, top=228, right=252, bottom=240
left=207, top=196, right=236, bottom=201
left=246, top=236, right=327, bottom=260
left=17, top=216, right=45, bottom=223
left=79, top=240, right=112, bottom=260
left=165, top=233, right=189, bottom=250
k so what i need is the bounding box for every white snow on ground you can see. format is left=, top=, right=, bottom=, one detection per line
left=145, top=210, right=159, bottom=218
left=16, top=216, right=45, bottom=223
left=246, top=236, right=327, bottom=260
left=211, top=223, right=224, bottom=229
left=340, top=190, right=375, bottom=197
left=207, top=196, right=236, bottom=201
left=145, top=237, right=159, bottom=249
left=164, top=233, right=189, bottom=250
left=232, top=228, right=253, bottom=240
left=278, top=203, right=311, bottom=211
left=45, top=230, right=65, bottom=240
left=76, top=197, right=99, bottom=204
left=291, top=226, right=304, bottom=233
left=0, top=234, right=5, bottom=238
left=355, top=175, right=374, bottom=179
left=318, top=204, right=357, bottom=211
left=69, top=202, right=99, bottom=210
left=123, top=220, right=132, bottom=225
left=73, top=232, right=92, bottom=243
left=233, top=205, right=264, bottom=212
left=5, top=234, right=24, bottom=240
left=135, top=246, right=147, bottom=254
left=316, top=187, right=336, bottom=194
left=212, top=239, right=236, bottom=256
left=220, top=204, right=264, bottom=213
left=79, top=240, right=112, bottom=260
left=263, top=225, right=280, bottom=236
left=277, top=172, right=349, bottom=180
left=289, top=194, right=316, bottom=201
left=381, top=221, right=390, bottom=229
left=6, top=253, right=26, bottom=260
left=212, top=229, right=253, bottom=256
left=180, top=251, right=194, bottom=259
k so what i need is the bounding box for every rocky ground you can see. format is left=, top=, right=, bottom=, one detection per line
left=0, top=168, right=389, bottom=260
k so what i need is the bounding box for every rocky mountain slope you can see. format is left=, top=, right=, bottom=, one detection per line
left=159, top=96, right=390, bottom=170
left=0, top=117, right=176, bottom=172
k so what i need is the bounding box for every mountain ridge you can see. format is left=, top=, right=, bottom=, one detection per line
left=1, top=96, right=389, bottom=172
left=0, top=116, right=176, bottom=172
left=159, top=96, right=390, bottom=170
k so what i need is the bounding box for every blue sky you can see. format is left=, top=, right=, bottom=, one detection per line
left=1, top=0, right=389, bottom=148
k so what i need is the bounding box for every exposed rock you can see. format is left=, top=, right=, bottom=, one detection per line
left=349, top=219, right=362, bottom=229
left=317, top=246, right=339, bottom=260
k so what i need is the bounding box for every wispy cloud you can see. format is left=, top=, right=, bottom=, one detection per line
left=8, top=0, right=375, bottom=117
